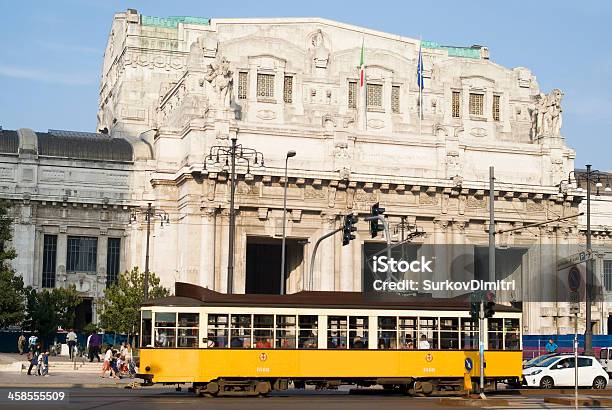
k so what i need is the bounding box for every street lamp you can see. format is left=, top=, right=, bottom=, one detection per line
left=280, top=150, right=296, bottom=295
left=130, top=203, right=169, bottom=300
left=559, top=166, right=612, bottom=355
left=203, top=137, right=264, bottom=294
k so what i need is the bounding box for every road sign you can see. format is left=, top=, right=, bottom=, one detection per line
left=558, top=250, right=593, bottom=270
left=568, top=267, right=581, bottom=292
left=465, top=358, right=473, bottom=371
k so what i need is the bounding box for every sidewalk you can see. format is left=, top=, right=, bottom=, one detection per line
left=0, top=370, right=136, bottom=388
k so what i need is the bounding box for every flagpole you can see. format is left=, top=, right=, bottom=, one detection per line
left=418, top=38, right=423, bottom=139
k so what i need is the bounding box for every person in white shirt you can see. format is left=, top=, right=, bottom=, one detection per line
left=66, top=329, right=77, bottom=359
left=100, top=345, right=113, bottom=378
left=418, top=334, right=431, bottom=350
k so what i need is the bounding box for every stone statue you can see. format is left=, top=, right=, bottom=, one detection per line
left=201, top=56, right=233, bottom=108
left=312, top=29, right=329, bottom=69
left=531, top=89, right=564, bottom=137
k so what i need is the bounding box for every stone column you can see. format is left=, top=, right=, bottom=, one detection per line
left=33, top=227, right=42, bottom=288
left=317, top=213, right=337, bottom=291
left=431, top=219, right=449, bottom=297
left=97, top=233, right=108, bottom=289
left=12, top=204, right=36, bottom=287
left=199, top=208, right=216, bottom=289
left=57, top=228, right=68, bottom=287
left=217, top=209, right=230, bottom=293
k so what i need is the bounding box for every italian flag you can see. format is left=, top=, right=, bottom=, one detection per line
left=359, top=40, right=365, bottom=87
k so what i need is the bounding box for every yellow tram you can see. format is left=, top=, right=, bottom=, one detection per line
left=137, top=282, right=522, bottom=396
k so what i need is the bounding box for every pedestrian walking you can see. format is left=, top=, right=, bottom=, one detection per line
left=17, top=334, right=26, bottom=355
left=27, top=334, right=38, bottom=352
left=100, top=345, right=113, bottom=378
left=66, top=329, right=77, bottom=359
left=27, top=345, right=40, bottom=376
left=87, top=330, right=101, bottom=362
left=41, top=351, right=49, bottom=376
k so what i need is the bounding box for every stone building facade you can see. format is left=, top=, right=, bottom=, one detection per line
left=0, top=128, right=152, bottom=325
left=3, top=10, right=606, bottom=335
left=95, top=10, right=583, bottom=336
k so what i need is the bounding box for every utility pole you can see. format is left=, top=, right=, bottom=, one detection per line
left=489, top=166, right=496, bottom=284
left=227, top=137, right=237, bottom=294
left=585, top=164, right=593, bottom=355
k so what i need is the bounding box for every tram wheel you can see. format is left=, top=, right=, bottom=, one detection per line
left=256, top=381, right=271, bottom=396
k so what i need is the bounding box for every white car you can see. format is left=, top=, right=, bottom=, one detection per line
left=522, top=355, right=609, bottom=389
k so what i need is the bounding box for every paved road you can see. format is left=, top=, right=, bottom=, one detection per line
left=0, top=388, right=610, bottom=410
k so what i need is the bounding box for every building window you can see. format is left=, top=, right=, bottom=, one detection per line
left=452, top=91, right=461, bottom=118
left=492, top=94, right=500, bottom=121
left=106, top=238, right=121, bottom=287
left=256, top=73, right=274, bottom=99
left=469, top=93, right=484, bottom=116
left=391, top=86, right=400, bottom=113
left=67, top=236, right=98, bottom=273
left=604, top=260, right=612, bottom=292
left=367, top=83, right=383, bottom=109
left=348, top=81, right=357, bottom=109
left=283, top=75, right=293, bottom=103
left=42, top=234, right=57, bottom=288
left=238, top=72, right=248, bottom=100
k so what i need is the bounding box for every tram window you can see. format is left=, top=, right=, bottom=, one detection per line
left=378, top=316, right=397, bottom=349
left=177, top=313, right=199, bottom=348
left=504, top=318, right=520, bottom=350
left=298, top=315, right=318, bottom=348
left=276, top=315, right=296, bottom=349
left=155, top=312, right=176, bottom=347
left=349, top=316, right=368, bottom=349
left=418, top=317, right=438, bottom=349
left=399, top=317, right=417, bottom=349
left=440, top=318, right=459, bottom=349
left=141, top=310, right=152, bottom=347
left=328, top=316, right=348, bottom=349
left=461, top=318, right=478, bottom=350
left=230, top=314, right=252, bottom=348
left=487, top=318, right=503, bottom=350
left=155, top=312, right=176, bottom=327
left=254, top=315, right=274, bottom=348
left=207, top=314, right=229, bottom=348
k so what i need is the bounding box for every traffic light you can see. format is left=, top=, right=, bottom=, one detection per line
left=342, top=213, right=358, bottom=246
left=484, top=291, right=496, bottom=319
left=369, top=202, right=385, bottom=238
left=470, top=302, right=480, bottom=321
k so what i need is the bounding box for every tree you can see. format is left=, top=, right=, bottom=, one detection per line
left=0, top=200, right=25, bottom=328
left=99, top=267, right=170, bottom=335
left=24, top=285, right=82, bottom=346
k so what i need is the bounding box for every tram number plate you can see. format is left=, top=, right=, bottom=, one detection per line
left=256, top=367, right=270, bottom=373
left=423, top=367, right=436, bottom=373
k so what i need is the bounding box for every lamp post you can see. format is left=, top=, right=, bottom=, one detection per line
left=280, top=150, right=296, bottom=295
left=130, top=204, right=169, bottom=300
left=203, top=137, right=264, bottom=294
left=559, top=166, right=611, bottom=354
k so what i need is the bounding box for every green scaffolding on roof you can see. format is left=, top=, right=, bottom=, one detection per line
left=422, top=40, right=481, bottom=59
left=141, top=15, right=210, bottom=28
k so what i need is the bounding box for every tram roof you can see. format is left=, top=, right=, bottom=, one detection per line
left=141, top=282, right=521, bottom=312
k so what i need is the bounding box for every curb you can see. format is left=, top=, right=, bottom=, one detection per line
left=438, top=398, right=510, bottom=407
left=545, top=397, right=612, bottom=406
left=518, top=388, right=612, bottom=396
left=0, top=383, right=135, bottom=389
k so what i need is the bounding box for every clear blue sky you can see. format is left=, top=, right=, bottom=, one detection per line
left=0, top=1, right=610, bottom=169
